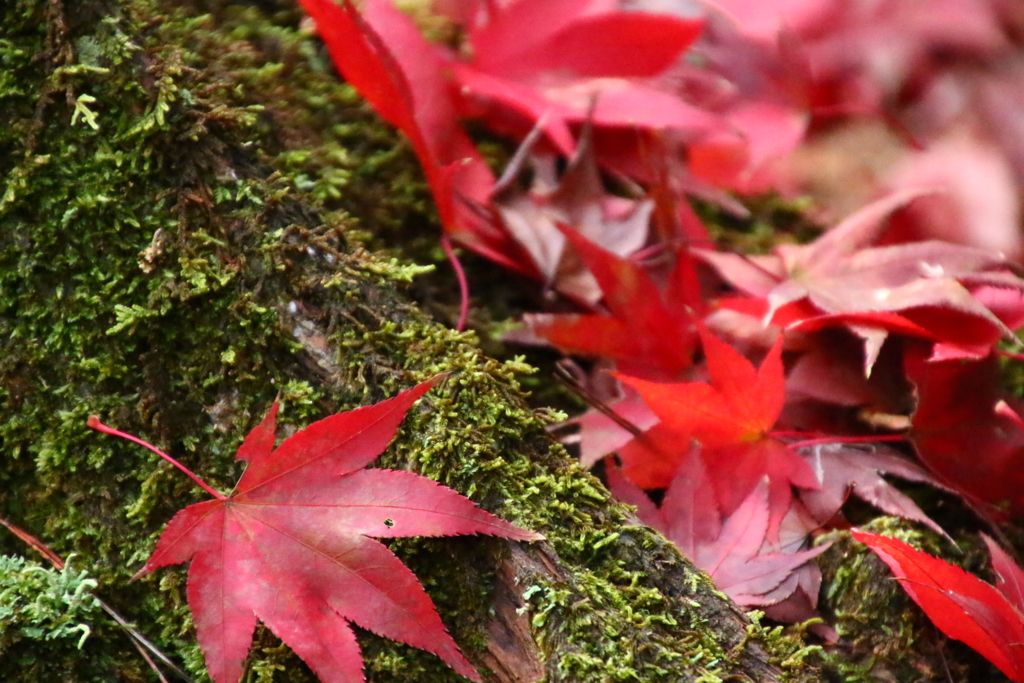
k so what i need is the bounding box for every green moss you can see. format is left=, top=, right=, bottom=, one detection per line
left=0, top=0, right=817, bottom=681
left=699, top=194, right=821, bottom=255
left=817, top=519, right=1010, bottom=683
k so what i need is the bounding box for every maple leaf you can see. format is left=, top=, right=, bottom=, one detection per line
left=492, top=125, right=653, bottom=302
left=696, top=190, right=1024, bottom=371
left=513, top=227, right=700, bottom=379
left=550, top=364, right=692, bottom=490
left=617, top=325, right=818, bottom=529
left=983, top=533, right=1024, bottom=614
left=452, top=0, right=715, bottom=152
left=783, top=326, right=907, bottom=410
left=905, top=345, right=1024, bottom=516
left=298, top=0, right=530, bottom=273
left=90, top=378, right=541, bottom=683
left=562, top=376, right=661, bottom=470
left=607, top=455, right=828, bottom=609
left=796, top=443, right=950, bottom=538
left=854, top=530, right=1024, bottom=682
left=661, top=0, right=816, bottom=194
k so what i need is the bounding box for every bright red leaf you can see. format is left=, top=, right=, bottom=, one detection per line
left=454, top=0, right=713, bottom=152
left=853, top=530, right=1024, bottom=682
left=617, top=326, right=818, bottom=528
left=298, top=0, right=529, bottom=273
left=605, top=423, right=692, bottom=491
left=472, top=8, right=700, bottom=79
left=92, top=378, right=541, bottom=683
left=554, top=367, right=692, bottom=489
left=516, top=228, right=700, bottom=379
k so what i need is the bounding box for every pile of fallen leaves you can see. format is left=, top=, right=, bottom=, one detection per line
left=79, top=1, right=1024, bottom=682
left=296, top=0, right=1024, bottom=676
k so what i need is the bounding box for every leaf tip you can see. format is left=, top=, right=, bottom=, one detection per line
left=424, top=371, right=452, bottom=388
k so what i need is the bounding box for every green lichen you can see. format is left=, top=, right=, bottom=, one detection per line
left=0, top=554, right=110, bottom=678
left=0, top=0, right=817, bottom=681
left=0, top=555, right=97, bottom=648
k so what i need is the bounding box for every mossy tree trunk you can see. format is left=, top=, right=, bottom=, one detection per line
left=0, top=1, right=837, bottom=681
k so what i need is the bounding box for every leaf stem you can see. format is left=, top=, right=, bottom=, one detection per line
left=786, top=433, right=907, bottom=450
left=440, top=234, right=470, bottom=332
left=554, top=364, right=645, bottom=438
left=88, top=416, right=227, bottom=500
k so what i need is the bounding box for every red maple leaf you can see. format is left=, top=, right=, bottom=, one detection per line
left=515, top=227, right=700, bottom=380
left=617, top=326, right=818, bottom=529
left=452, top=0, right=713, bottom=153
left=796, top=443, right=950, bottom=538
left=984, top=533, right=1024, bottom=615
left=90, top=377, right=540, bottom=683
left=493, top=126, right=653, bottom=303
left=854, top=530, right=1024, bottom=682
left=905, top=345, right=1024, bottom=516
left=298, top=0, right=531, bottom=273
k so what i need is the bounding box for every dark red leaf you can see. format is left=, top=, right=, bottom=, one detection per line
left=797, top=443, right=950, bottom=538
left=298, top=0, right=530, bottom=272
left=983, top=534, right=1024, bottom=614
left=492, top=128, right=651, bottom=299
left=906, top=346, right=1024, bottom=516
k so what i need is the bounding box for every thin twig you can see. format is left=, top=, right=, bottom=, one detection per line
left=126, top=636, right=170, bottom=683
left=95, top=597, right=191, bottom=682
left=492, top=112, right=549, bottom=196
left=785, top=433, right=906, bottom=450
left=554, top=364, right=645, bottom=439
